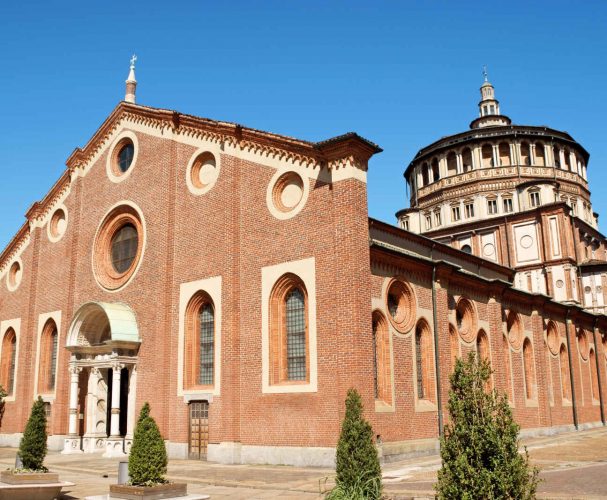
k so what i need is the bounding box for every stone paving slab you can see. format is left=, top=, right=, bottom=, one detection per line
left=0, top=427, right=606, bottom=498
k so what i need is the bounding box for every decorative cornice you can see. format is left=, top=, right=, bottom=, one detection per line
left=0, top=102, right=381, bottom=275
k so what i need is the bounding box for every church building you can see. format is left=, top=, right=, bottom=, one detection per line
left=0, top=61, right=605, bottom=466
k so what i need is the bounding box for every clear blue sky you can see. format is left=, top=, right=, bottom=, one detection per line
left=1, top=1, right=606, bottom=250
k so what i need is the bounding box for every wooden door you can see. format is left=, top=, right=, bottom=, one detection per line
left=188, top=401, right=209, bottom=460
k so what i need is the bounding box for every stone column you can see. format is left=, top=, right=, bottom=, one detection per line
left=62, top=364, right=83, bottom=454
left=68, top=364, right=81, bottom=436
left=110, top=364, right=123, bottom=437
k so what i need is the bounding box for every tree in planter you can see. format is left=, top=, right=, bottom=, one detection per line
left=436, top=352, right=540, bottom=499
left=19, top=396, right=48, bottom=471
left=329, top=388, right=382, bottom=500
left=128, top=402, right=168, bottom=486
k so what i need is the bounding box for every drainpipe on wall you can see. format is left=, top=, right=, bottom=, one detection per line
left=430, top=243, right=444, bottom=437
left=565, top=308, right=579, bottom=429
left=592, top=317, right=605, bottom=425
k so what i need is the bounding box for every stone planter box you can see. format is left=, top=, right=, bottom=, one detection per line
left=0, top=480, right=75, bottom=500
left=0, top=470, right=60, bottom=484
left=109, top=482, right=188, bottom=500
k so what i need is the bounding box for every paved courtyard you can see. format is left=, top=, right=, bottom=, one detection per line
left=1, top=427, right=607, bottom=499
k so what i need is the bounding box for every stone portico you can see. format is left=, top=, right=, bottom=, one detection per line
left=62, top=302, right=139, bottom=457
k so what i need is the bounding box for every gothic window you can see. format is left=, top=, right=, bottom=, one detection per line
left=462, top=147, right=473, bottom=172
left=0, top=328, right=17, bottom=396
left=520, top=142, right=531, bottom=165
left=38, top=320, right=58, bottom=393
left=451, top=206, right=461, bottom=222
left=523, top=338, right=536, bottom=400
left=184, top=292, right=215, bottom=389
left=431, top=158, right=440, bottom=182
left=503, top=335, right=513, bottom=401
left=449, top=323, right=459, bottom=372
left=503, top=197, right=513, bottom=213
left=270, top=274, right=309, bottom=384
left=415, top=320, right=434, bottom=402
left=476, top=330, right=492, bottom=390
left=425, top=213, right=432, bottom=230
left=590, top=348, right=600, bottom=401
left=372, top=312, right=392, bottom=404
left=560, top=344, right=571, bottom=401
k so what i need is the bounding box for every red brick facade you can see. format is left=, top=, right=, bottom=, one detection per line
left=0, top=102, right=605, bottom=465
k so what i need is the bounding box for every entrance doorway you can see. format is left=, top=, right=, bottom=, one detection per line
left=188, top=401, right=209, bottom=460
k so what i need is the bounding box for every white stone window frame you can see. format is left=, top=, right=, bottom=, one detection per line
left=6, top=257, right=23, bottom=292
left=33, top=311, right=62, bottom=401
left=0, top=318, right=21, bottom=402
left=177, top=276, right=222, bottom=401
left=47, top=204, right=69, bottom=244
left=266, top=168, right=311, bottom=221
left=261, top=257, right=317, bottom=394
left=185, top=145, right=222, bottom=196
left=106, top=130, right=139, bottom=184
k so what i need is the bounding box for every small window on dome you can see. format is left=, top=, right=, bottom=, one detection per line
left=118, top=143, right=135, bottom=173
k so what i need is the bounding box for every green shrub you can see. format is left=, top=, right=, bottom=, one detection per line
left=19, top=396, right=48, bottom=471
left=128, top=402, right=168, bottom=485
left=333, top=388, right=382, bottom=499
left=436, top=352, right=540, bottom=499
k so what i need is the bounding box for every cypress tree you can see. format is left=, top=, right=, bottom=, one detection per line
left=436, top=352, right=539, bottom=499
left=333, top=388, right=382, bottom=499
left=19, top=396, right=48, bottom=471
left=128, top=403, right=168, bottom=485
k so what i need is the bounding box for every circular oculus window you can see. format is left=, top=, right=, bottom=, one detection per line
left=267, top=170, right=309, bottom=220
left=186, top=151, right=220, bottom=196
left=385, top=278, right=416, bottom=334
left=93, top=205, right=144, bottom=291
left=507, top=312, right=524, bottom=351
left=48, top=208, right=67, bottom=242
left=456, top=297, right=478, bottom=343
left=106, top=132, right=139, bottom=183
left=546, top=323, right=560, bottom=356
left=6, top=261, right=22, bottom=291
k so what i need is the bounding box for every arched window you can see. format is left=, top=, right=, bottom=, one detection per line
left=498, top=142, right=511, bottom=166
left=446, top=152, right=457, bottom=176
left=552, top=146, right=561, bottom=168
left=415, top=320, right=434, bottom=401
left=563, top=148, right=571, bottom=170
left=477, top=330, right=492, bottom=390
left=0, top=328, right=17, bottom=396
left=421, top=163, right=429, bottom=187
left=38, top=320, right=58, bottom=393
left=462, top=148, right=473, bottom=172
left=534, top=142, right=546, bottom=166
left=270, top=274, right=308, bottom=384
left=184, top=292, right=215, bottom=389
left=431, top=158, right=440, bottom=182
left=481, top=144, right=493, bottom=168
left=523, top=338, right=536, bottom=400
left=520, top=142, right=531, bottom=165
left=476, top=330, right=490, bottom=364
left=503, top=335, right=513, bottom=401
left=372, top=312, right=392, bottom=404
left=449, top=323, right=458, bottom=372
left=560, top=344, right=571, bottom=401
left=590, top=348, right=600, bottom=401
